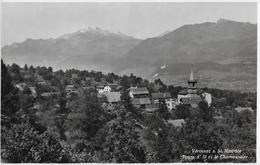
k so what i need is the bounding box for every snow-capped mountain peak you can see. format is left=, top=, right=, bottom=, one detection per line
left=58, top=27, right=132, bottom=40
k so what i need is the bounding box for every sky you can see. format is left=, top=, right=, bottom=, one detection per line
left=2, top=2, right=257, bottom=46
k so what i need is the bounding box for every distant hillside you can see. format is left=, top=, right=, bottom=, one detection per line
left=123, top=19, right=256, bottom=68
left=149, top=62, right=256, bottom=92
left=117, top=19, right=257, bottom=92
left=2, top=27, right=142, bottom=71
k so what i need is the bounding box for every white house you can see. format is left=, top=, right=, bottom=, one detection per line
left=97, top=85, right=112, bottom=94
left=151, top=92, right=178, bottom=110
left=201, top=92, right=212, bottom=106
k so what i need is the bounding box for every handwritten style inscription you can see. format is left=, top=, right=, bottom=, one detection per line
left=180, top=149, right=249, bottom=162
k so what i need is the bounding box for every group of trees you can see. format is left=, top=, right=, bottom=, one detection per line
left=1, top=60, right=256, bottom=162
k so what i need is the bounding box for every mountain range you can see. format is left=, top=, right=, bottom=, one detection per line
left=1, top=19, right=257, bottom=92
left=2, top=27, right=141, bottom=71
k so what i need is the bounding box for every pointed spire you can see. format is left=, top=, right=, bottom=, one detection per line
left=189, top=68, right=194, bottom=81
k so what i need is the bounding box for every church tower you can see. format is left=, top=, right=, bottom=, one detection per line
left=187, top=69, right=198, bottom=95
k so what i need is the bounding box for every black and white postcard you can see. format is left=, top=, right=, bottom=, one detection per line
left=1, top=1, right=257, bottom=163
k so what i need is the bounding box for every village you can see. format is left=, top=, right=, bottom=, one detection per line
left=15, top=65, right=254, bottom=115
left=13, top=64, right=254, bottom=129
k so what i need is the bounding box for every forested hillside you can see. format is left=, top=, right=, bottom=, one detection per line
left=1, top=60, right=256, bottom=163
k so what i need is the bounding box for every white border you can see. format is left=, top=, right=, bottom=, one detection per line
left=0, top=1, right=259, bottom=165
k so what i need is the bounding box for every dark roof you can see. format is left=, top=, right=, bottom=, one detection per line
left=130, top=87, right=149, bottom=95
left=180, top=96, right=202, bottom=105
left=151, top=92, right=171, bottom=99
left=131, top=98, right=151, bottom=105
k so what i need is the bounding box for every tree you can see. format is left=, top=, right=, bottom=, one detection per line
left=1, top=60, right=20, bottom=117
left=48, top=66, right=53, bottom=73
left=120, top=75, right=130, bottom=89
left=120, top=89, right=132, bottom=109
left=9, top=63, right=23, bottom=83
left=178, top=118, right=224, bottom=162
left=95, top=115, right=145, bottom=163
left=198, top=101, right=213, bottom=122
left=157, top=101, right=171, bottom=120
left=24, top=64, right=28, bottom=71
left=168, top=86, right=183, bottom=98
left=29, top=65, right=35, bottom=73
left=1, top=123, right=67, bottom=163
left=65, top=89, right=107, bottom=141
left=175, top=104, right=190, bottom=119
left=1, top=60, right=14, bottom=97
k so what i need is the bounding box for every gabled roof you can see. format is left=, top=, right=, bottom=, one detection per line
left=104, top=92, right=121, bottom=103
left=180, top=96, right=202, bottom=105
left=151, top=92, right=171, bottom=99
left=130, top=87, right=149, bottom=95
left=131, top=98, right=151, bottom=105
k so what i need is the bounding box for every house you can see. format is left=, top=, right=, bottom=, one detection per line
left=169, top=99, right=179, bottom=110
left=151, top=92, right=178, bottom=110
left=129, top=87, right=150, bottom=98
left=131, top=98, right=151, bottom=109
left=96, top=85, right=112, bottom=94
left=107, top=83, right=119, bottom=91
left=180, top=96, right=202, bottom=108
left=152, top=92, right=171, bottom=104
left=100, top=92, right=121, bottom=111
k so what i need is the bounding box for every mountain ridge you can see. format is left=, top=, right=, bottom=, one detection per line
left=1, top=19, right=257, bottom=91
left=2, top=27, right=142, bottom=71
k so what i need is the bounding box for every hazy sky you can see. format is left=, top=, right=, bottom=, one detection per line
left=2, top=2, right=257, bottom=46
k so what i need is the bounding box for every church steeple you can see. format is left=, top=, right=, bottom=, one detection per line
left=189, top=69, right=194, bottom=81
left=188, top=68, right=197, bottom=88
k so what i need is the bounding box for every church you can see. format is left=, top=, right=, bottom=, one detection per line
left=177, top=69, right=212, bottom=108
